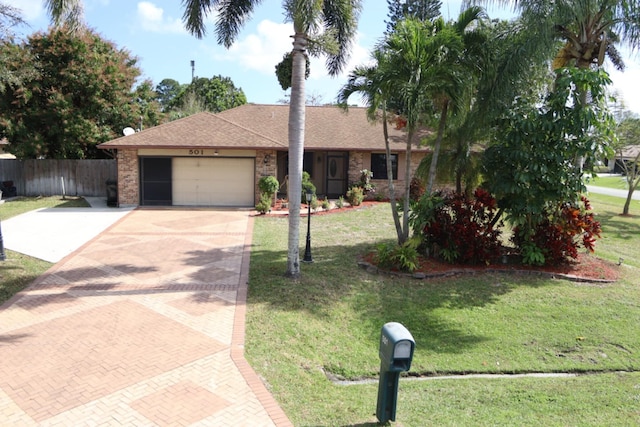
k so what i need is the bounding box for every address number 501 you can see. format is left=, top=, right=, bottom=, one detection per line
left=188, top=149, right=205, bottom=156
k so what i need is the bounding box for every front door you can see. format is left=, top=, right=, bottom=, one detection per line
left=140, top=157, right=172, bottom=206
left=326, top=152, right=348, bottom=198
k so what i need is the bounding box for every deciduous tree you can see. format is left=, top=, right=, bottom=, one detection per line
left=0, top=28, right=141, bottom=159
left=175, top=75, right=246, bottom=113
left=155, top=78, right=183, bottom=112
left=483, top=67, right=615, bottom=232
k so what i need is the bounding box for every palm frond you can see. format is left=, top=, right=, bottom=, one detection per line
left=44, top=0, right=84, bottom=31
left=322, top=0, right=362, bottom=75
left=215, top=0, right=260, bottom=47
left=181, top=0, right=216, bottom=39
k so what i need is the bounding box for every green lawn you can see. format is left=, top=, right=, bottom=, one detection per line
left=246, top=193, right=640, bottom=426
left=589, top=174, right=631, bottom=190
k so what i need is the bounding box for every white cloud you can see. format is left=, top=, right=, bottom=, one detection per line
left=202, top=18, right=378, bottom=104
left=4, top=0, right=45, bottom=21
left=211, top=19, right=374, bottom=79
left=136, top=1, right=185, bottom=34
left=213, top=20, right=292, bottom=74
left=608, top=60, right=640, bottom=115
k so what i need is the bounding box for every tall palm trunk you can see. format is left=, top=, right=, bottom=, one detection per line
left=383, top=109, right=404, bottom=244
left=285, top=33, right=307, bottom=278
left=426, top=99, right=449, bottom=193
left=402, top=128, right=413, bottom=243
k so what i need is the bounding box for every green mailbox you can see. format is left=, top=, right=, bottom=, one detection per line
left=376, top=322, right=415, bottom=424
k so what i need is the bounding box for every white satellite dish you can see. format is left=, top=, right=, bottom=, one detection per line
left=123, top=127, right=135, bottom=136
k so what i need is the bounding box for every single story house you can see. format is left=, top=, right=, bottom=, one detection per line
left=607, top=145, right=640, bottom=174
left=98, top=104, right=430, bottom=208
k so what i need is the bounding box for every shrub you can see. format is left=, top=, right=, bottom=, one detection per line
left=414, top=188, right=502, bottom=265
left=301, top=171, right=316, bottom=203
left=512, top=196, right=602, bottom=266
left=255, top=193, right=273, bottom=214
left=336, top=196, right=345, bottom=208
left=258, top=175, right=279, bottom=197
left=257, top=176, right=279, bottom=213
left=374, top=237, right=420, bottom=273
left=310, top=196, right=319, bottom=211
left=321, top=198, right=330, bottom=210
left=346, top=186, right=364, bottom=206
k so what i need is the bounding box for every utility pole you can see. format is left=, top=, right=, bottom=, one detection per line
left=191, top=60, right=195, bottom=82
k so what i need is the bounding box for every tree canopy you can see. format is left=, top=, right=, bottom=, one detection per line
left=176, top=75, right=246, bottom=114
left=155, top=78, right=182, bottom=112
left=483, top=67, right=616, bottom=225
left=154, top=75, right=247, bottom=120
left=385, top=0, right=442, bottom=33
left=0, top=27, right=141, bottom=159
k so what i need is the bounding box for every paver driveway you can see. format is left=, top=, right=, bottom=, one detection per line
left=0, top=209, right=292, bottom=426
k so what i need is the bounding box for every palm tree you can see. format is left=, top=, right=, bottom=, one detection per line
left=338, top=58, right=407, bottom=243
left=379, top=17, right=459, bottom=233
left=339, top=11, right=484, bottom=243
left=422, top=7, right=486, bottom=194
left=479, top=0, right=640, bottom=71
left=474, top=0, right=640, bottom=166
left=415, top=17, right=553, bottom=196
left=46, top=0, right=362, bottom=278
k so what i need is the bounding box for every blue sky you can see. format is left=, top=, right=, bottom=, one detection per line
left=6, top=0, right=640, bottom=113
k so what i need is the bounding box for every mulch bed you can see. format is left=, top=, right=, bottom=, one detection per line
left=360, top=251, right=620, bottom=283
left=264, top=201, right=621, bottom=283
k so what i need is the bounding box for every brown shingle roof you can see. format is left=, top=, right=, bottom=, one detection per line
left=99, top=111, right=286, bottom=150
left=619, top=145, right=640, bottom=159
left=99, top=104, right=429, bottom=152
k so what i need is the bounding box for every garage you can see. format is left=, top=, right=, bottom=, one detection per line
left=172, top=157, right=255, bottom=207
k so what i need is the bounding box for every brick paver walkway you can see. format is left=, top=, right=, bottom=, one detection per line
left=0, top=209, right=292, bottom=426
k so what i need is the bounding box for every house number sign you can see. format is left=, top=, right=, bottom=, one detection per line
left=188, top=149, right=205, bottom=156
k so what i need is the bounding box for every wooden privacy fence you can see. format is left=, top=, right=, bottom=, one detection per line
left=0, top=159, right=117, bottom=197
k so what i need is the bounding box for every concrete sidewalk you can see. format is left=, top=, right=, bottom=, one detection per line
left=0, top=207, right=292, bottom=426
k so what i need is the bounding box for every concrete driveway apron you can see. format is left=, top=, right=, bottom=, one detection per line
left=0, top=209, right=292, bottom=426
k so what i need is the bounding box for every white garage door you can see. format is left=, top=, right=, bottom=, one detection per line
left=173, top=157, right=255, bottom=207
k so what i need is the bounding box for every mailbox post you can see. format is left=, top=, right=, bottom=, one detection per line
left=376, top=322, right=415, bottom=424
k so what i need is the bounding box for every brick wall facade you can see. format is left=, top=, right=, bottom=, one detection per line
left=349, top=151, right=425, bottom=200
left=117, top=149, right=139, bottom=206
left=114, top=148, right=427, bottom=206
left=348, top=151, right=364, bottom=186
